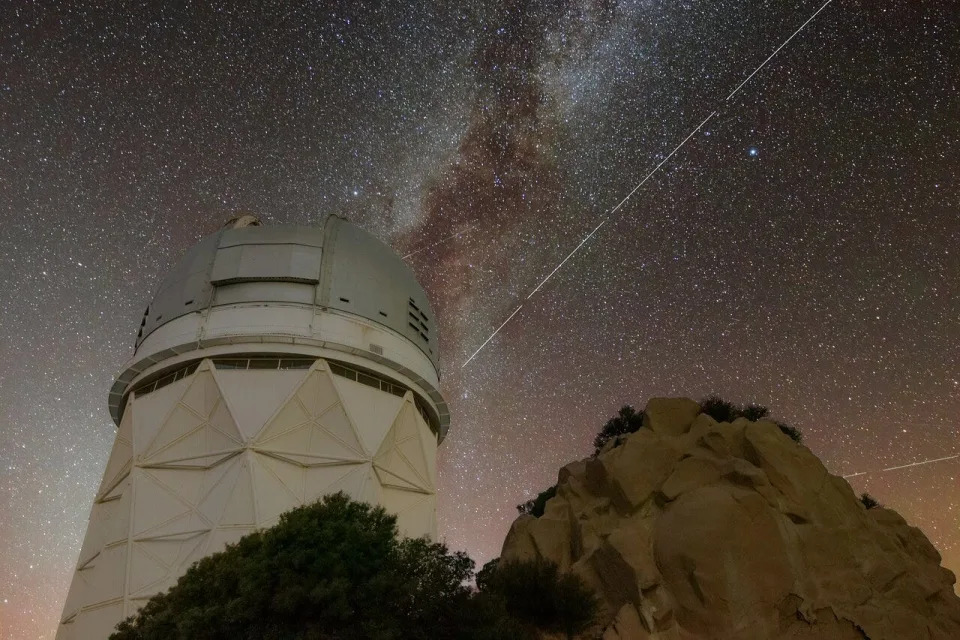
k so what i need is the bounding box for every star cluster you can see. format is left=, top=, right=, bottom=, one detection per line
left=1, top=1, right=957, bottom=638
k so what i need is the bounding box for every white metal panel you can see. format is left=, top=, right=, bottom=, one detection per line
left=203, top=304, right=315, bottom=338
left=130, top=380, right=191, bottom=457
left=138, top=233, right=219, bottom=346
left=62, top=602, right=126, bottom=640
left=122, top=306, right=445, bottom=432
left=382, top=488, right=436, bottom=540
left=219, top=226, right=324, bottom=248
left=322, top=217, right=437, bottom=364
left=250, top=454, right=302, bottom=525
left=215, top=369, right=308, bottom=441
left=416, top=407, right=439, bottom=488
left=96, top=408, right=132, bottom=500
left=312, top=312, right=439, bottom=388
left=212, top=281, right=315, bottom=306
left=209, top=244, right=322, bottom=284
left=135, top=313, right=203, bottom=359
left=63, top=352, right=441, bottom=639
left=333, top=375, right=404, bottom=455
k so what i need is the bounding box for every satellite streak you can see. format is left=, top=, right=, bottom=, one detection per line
left=608, top=111, right=719, bottom=217
left=462, top=304, right=524, bottom=368
left=527, top=110, right=717, bottom=300
left=528, top=219, right=609, bottom=299
left=725, top=0, right=836, bottom=102
left=842, top=453, right=960, bottom=479
left=403, top=224, right=476, bottom=259
left=461, top=0, right=839, bottom=368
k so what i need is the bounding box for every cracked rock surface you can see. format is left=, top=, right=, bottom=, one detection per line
left=500, top=398, right=960, bottom=639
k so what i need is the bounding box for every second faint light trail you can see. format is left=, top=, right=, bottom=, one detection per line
left=843, top=453, right=960, bottom=479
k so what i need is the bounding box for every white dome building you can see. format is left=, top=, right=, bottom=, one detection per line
left=57, top=215, right=449, bottom=639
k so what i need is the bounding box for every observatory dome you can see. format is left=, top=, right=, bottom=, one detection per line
left=61, top=216, right=450, bottom=638
left=109, top=214, right=448, bottom=438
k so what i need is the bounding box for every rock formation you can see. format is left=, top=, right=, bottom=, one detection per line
left=500, top=398, right=960, bottom=639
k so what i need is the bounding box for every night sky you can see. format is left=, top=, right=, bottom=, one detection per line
left=1, top=1, right=958, bottom=638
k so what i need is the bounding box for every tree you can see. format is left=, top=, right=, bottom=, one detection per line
left=476, top=557, right=500, bottom=591
left=698, top=396, right=802, bottom=443
left=516, top=484, right=557, bottom=517
left=593, top=405, right=645, bottom=454
left=741, top=403, right=771, bottom=421
left=111, top=492, right=467, bottom=640
left=776, top=421, right=803, bottom=444
left=699, top=395, right=742, bottom=423
left=479, top=558, right=598, bottom=640
left=111, top=493, right=597, bottom=640
left=860, top=493, right=881, bottom=510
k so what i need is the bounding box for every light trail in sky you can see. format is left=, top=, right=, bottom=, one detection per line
left=462, top=305, right=524, bottom=368
left=526, top=110, right=718, bottom=300
left=725, top=0, right=836, bottom=101
left=842, top=453, right=960, bottom=478
left=527, top=218, right=610, bottom=299
left=461, top=0, right=838, bottom=368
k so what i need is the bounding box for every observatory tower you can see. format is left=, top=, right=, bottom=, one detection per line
left=57, top=215, right=449, bottom=639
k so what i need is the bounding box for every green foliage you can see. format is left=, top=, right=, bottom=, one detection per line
left=593, top=405, right=645, bottom=454
left=860, top=493, right=881, bottom=510
left=699, top=395, right=750, bottom=422
left=776, top=421, right=803, bottom=444
left=516, top=484, right=557, bottom=517
left=475, top=557, right=500, bottom=591
left=741, top=404, right=771, bottom=421
left=699, top=395, right=802, bottom=443
left=111, top=493, right=472, bottom=640
left=479, top=558, right=599, bottom=640
left=110, top=493, right=597, bottom=640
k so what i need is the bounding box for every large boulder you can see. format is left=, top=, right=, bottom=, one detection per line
left=501, top=398, right=960, bottom=639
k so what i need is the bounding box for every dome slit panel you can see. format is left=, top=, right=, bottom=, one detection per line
left=209, top=243, right=322, bottom=285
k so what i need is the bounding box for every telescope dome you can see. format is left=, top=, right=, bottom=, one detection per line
left=110, top=214, right=447, bottom=437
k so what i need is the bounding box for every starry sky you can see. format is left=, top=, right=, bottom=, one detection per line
left=1, top=1, right=958, bottom=637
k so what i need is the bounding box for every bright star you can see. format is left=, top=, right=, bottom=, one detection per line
left=748, top=147, right=759, bottom=157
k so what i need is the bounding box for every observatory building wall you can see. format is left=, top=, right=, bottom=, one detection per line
left=57, top=216, right=448, bottom=640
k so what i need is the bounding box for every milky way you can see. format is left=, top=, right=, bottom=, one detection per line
left=1, top=2, right=958, bottom=638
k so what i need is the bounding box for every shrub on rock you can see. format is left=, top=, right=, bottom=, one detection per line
left=593, top=405, right=645, bottom=454
left=517, top=484, right=557, bottom=517
left=775, top=421, right=803, bottom=444
left=699, top=395, right=802, bottom=443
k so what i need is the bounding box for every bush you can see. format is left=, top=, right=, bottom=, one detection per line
left=742, top=404, right=771, bottom=421
left=476, top=557, right=500, bottom=591
left=479, top=558, right=598, bottom=640
left=517, top=484, right=557, bottom=517
left=700, top=395, right=752, bottom=422
left=699, top=396, right=802, bottom=443
left=593, top=405, right=645, bottom=454
left=699, top=395, right=742, bottom=423
left=110, top=493, right=596, bottom=640
left=776, top=421, right=803, bottom=444
left=860, top=493, right=881, bottom=510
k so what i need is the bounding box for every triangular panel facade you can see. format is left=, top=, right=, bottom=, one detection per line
left=59, top=357, right=439, bottom=640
